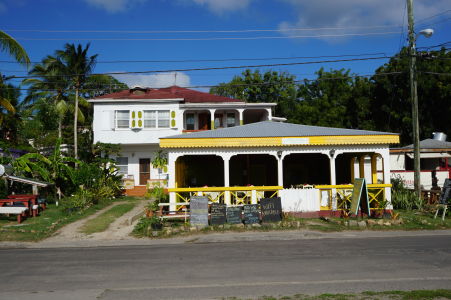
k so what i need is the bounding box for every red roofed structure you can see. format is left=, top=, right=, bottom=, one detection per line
left=93, top=86, right=243, bottom=103
left=88, top=85, right=280, bottom=196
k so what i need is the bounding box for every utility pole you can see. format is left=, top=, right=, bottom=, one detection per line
left=407, top=0, right=421, bottom=198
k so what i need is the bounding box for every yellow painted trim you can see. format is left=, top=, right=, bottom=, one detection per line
left=210, top=120, right=215, bottom=130
left=239, top=119, right=244, bottom=125
left=160, top=135, right=400, bottom=148
left=168, top=186, right=283, bottom=193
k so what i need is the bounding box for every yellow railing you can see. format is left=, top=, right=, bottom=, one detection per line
left=314, top=184, right=391, bottom=212
left=167, top=186, right=282, bottom=211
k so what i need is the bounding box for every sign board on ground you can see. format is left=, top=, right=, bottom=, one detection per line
left=190, top=196, right=209, bottom=227
left=260, top=198, right=282, bottom=222
left=243, top=204, right=260, bottom=224
left=350, top=178, right=370, bottom=216
left=226, top=206, right=242, bottom=224
left=210, top=203, right=226, bottom=225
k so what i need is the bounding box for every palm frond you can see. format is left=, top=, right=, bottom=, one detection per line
left=0, top=31, right=30, bottom=67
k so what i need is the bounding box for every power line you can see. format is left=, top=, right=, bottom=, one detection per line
left=416, top=9, right=451, bottom=25
left=0, top=71, right=406, bottom=92
left=3, top=25, right=403, bottom=34
left=419, top=16, right=451, bottom=28
left=6, top=31, right=402, bottom=41
left=5, top=56, right=392, bottom=79
left=0, top=52, right=392, bottom=65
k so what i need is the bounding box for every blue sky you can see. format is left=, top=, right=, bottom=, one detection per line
left=1, top=0, right=450, bottom=90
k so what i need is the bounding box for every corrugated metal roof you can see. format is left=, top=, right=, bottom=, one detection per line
left=401, top=139, right=451, bottom=150
left=162, top=121, right=398, bottom=139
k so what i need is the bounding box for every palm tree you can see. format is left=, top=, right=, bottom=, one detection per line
left=56, top=43, right=97, bottom=160
left=0, top=31, right=30, bottom=67
left=22, top=56, right=69, bottom=139
left=0, top=30, right=30, bottom=121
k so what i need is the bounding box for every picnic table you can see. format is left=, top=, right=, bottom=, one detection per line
left=0, top=198, right=38, bottom=217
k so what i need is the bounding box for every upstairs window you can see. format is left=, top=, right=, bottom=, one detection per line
left=227, top=113, right=236, bottom=127
left=186, top=113, right=195, bottom=130
left=115, top=110, right=130, bottom=128
left=158, top=110, right=170, bottom=128
left=144, top=110, right=170, bottom=128
left=144, top=110, right=157, bottom=128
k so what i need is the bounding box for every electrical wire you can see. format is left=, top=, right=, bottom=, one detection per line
left=4, top=56, right=392, bottom=79
left=2, top=24, right=404, bottom=34
left=6, top=31, right=402, bottom=41
left=0, top=72, right=407, bottom=92
left=0, top=52, right=392, bottom=65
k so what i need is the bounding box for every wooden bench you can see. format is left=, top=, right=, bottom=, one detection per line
left=0, top=206, right=29, bottom=223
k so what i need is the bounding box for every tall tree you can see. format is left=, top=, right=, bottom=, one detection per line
left=0, top=30, right=30, bottom=121
left=55, top=43, right=98, bottom=160
left=22, top=56, right=69, bottom=139
left=211, top=69, right=299, bottom=121
left=372, top=47, right=451, bottom=144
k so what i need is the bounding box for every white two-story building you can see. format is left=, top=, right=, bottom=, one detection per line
left=88, top=86, right=277, bottom=195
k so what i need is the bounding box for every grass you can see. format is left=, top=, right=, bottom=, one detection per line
left=0, top=196, right=140, bottom=242
left=80, top=202, right=136, bottom=234
left=222, top=289, right=451, bottom=300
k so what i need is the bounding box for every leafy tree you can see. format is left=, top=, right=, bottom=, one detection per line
left=297, top=68, right=373, bottom=130
left=372, top=47, right=451, bottom=143
left=211, top=69, right=299, bottom=121
left=0, top=82, right=22, bottom=143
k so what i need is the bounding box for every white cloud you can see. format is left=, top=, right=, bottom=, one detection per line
left=83, top=0, right=147, bottom=13
left=113, top=72, right=191, bottom=88
left=190, top=0, right=254, bottom=14
left=278, top=0, right=449, bottom=40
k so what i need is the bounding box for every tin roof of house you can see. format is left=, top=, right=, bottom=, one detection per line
left=91, top=86, right=244, bottom=103
left=399, top=139, right=451, bottom=150
left=162, top=121, right=399, bottom=139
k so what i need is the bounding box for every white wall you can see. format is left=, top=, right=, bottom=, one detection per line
left=390, top=153, right=406, bottom=170
left=391, top=170, right=448, bottom=190
left=112, top=144, right=166, bottom=186
left=92, top=103, right=183, bottom=144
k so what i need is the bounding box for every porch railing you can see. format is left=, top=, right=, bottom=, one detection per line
left=314, top=184, right=391, bottom=212
left=168, top=186, right=282, bottom=211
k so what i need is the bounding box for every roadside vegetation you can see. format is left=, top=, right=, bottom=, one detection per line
left=223, top=289, right=451, bottom=300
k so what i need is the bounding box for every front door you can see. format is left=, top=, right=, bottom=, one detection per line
left=139, top=158, right=151, bottom=185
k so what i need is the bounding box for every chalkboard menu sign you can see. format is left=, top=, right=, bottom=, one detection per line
left=226, top=206, right=242, bottom=224
left=350, top=178, right=370, bottom=216
left=243, top=204, right=260, bottom=224
left=190, top=196, right=209, bottom=227
left=210, top=203, right=226, bottom=225
left=260, top=198, right=282, bottom=222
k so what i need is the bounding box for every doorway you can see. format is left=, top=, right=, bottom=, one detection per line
left=139, top=158, right=151, bottom=185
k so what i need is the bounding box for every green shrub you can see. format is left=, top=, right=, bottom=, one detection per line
left=391, top=176, right=424, bottom=210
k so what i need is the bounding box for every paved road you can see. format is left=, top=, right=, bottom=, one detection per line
left=1, top=234, right=451, bottom=300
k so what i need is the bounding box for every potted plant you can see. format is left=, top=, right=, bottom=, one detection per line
left=149, top=215, right=163, bottom=230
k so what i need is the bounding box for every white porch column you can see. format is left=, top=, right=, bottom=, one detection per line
left=209, top=109, right=216, bottom=129
left=329, top=152, right=337, bottom=210
left=237, top=109, right=244, bottom=126
left=266, top=108, right=272, bottom=121
left=222, top=154, right=232, bottom=205
left=277, top=152, right=284, bottom=187
left=168, top=152, right=180, bottom=213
